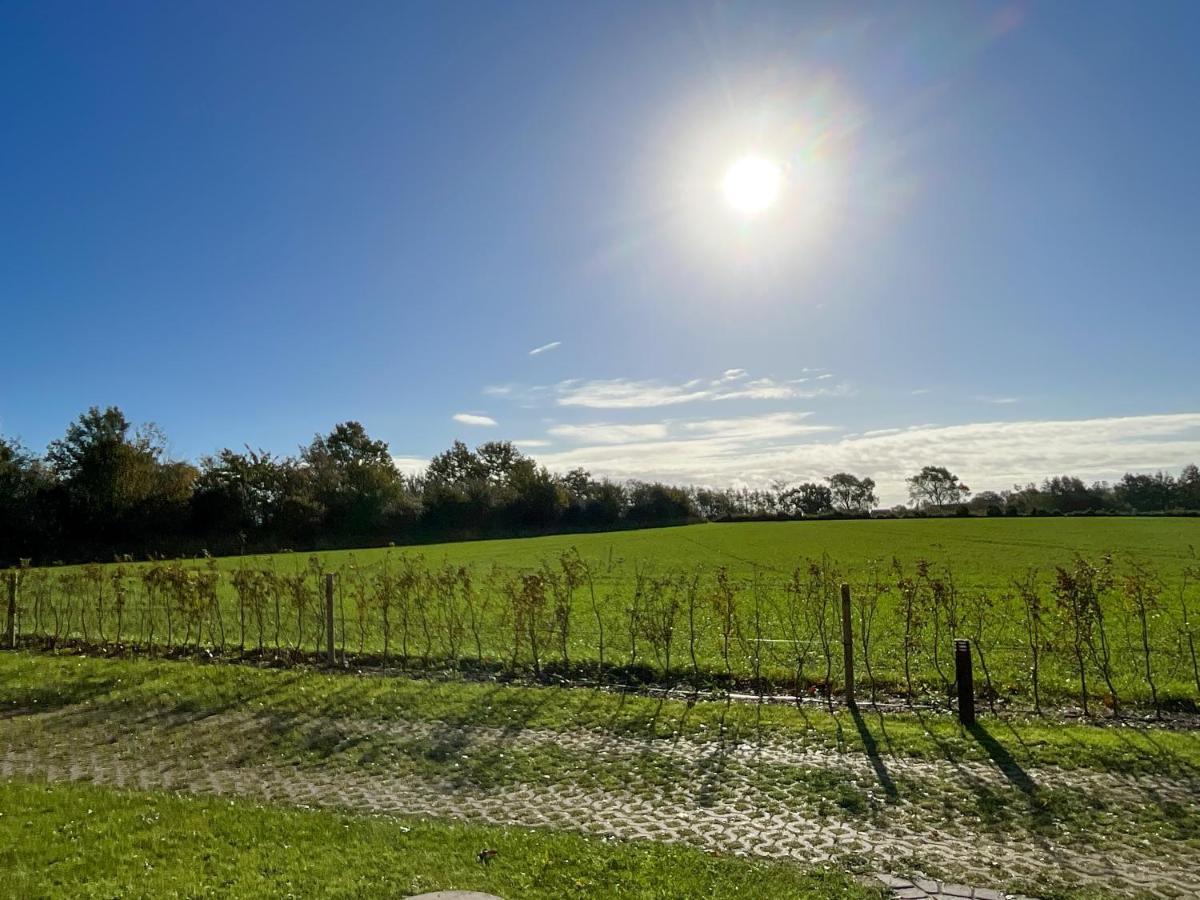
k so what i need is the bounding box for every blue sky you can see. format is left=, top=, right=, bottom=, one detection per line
left=3, top=1, right=1199, bottom=503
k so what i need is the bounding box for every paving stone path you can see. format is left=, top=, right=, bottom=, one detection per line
left=873, top=874, right=1021, bottom=899
left=1, top=705, right=1197, bottom=899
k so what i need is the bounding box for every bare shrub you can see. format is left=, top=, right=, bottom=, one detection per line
left=709, top=566, right=738, bottom=675
left=893, top=558, right=924, bottom=702
left=1181, top=554, right=1200, bottom=696
left=1053, top=554, right=1117, bottom=716
left=1123, top=558, right=1161, bottom=716
left=1014, top=568, right=1044, bottom=715
left=856, top=561, right=889, bottom=703
left=780, top=566, right=817, bottom=699
left=639, top=574, right=682, bottom=677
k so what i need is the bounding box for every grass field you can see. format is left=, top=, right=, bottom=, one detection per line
left=0, top=778, right=870, bottom=899
left=9, top=519, right=1200, bottom=711
left=231, top=518, right=1200, bottom=581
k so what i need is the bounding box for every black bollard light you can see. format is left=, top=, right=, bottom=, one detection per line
left=954, top=638, right=975, bottom=726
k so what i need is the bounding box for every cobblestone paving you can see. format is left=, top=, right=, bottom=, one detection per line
left=874, top=873, right=1025, bottom=899
left=1, top=706, right=1197, bottom=899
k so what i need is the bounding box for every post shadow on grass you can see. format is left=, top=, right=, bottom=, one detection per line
left=848, top=704, right=898, bottom=801
left=694, top=697, right=734, bottom=808
left=966, top=721, right=1036, bottom=796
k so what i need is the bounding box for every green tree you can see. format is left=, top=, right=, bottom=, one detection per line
left=1115, top=471, right=1176, bottom=512
left=779, top=482, right=833, bottom=517
left=0, top=437, right=51, bottom=560
left=906, top=466, right=970, bottom=510
left=302, top=422, right=411, bottom=535
left=192, top=448, right=289, bottom=542
left=46, top=406, right=195, bottom=544
left=1178, top=464, right=1200, bottom=510
left=826, top=473, right=877, bottom=513
left=425, top=440, right=487, bottom=488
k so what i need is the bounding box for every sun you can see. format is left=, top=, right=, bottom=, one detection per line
left=722, top=154, right=782, bottom=214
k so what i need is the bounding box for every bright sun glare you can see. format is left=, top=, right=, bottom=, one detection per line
left=722, top=154, right=782, bottom=214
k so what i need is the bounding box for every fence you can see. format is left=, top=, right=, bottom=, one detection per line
left=4, top=550, right=1199, bottom=716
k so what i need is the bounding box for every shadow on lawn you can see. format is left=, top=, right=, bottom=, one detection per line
left=967, top=721, right=1036, bottom=796
left=849, top=704, right=898, bottom=801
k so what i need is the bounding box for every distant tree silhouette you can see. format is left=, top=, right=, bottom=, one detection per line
left=826, top=473, right=877, bottom=513
left=1, top=406, right=1198, bottom=565
left=906, top=466, right=970, bottom=510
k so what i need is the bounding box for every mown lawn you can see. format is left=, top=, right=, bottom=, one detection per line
left=4, top=653, right=1197, bottom=776
left=0, top=777, right=872, bottom=899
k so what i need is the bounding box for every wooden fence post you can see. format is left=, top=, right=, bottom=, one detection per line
left=5, top=572, right=16, bottom=649
left=324, top=573, right=336, bottom=666
left=955, top=638, right=975, bottom=725
left=840, top=582, right=855, bottom=706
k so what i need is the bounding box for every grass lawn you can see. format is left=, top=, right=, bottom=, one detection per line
left=0, top=777, right=872, bottom=899
left=4, top=652, right=1198, bottom=776
left=3, top=652, right=1197, bottom=899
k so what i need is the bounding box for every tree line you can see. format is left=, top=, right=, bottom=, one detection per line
left=1, top=406, right=1198, bottom=564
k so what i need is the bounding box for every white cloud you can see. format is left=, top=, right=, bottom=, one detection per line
left=679, top=412, right=833, bottom=440
left=978, top=395, right=1020, bottom=405
left=483, top=385, right=513, bottom=396
left=452, top=413, right=498, bottom=427
left=911, top=388, right=932, bottom=396
left=391, top=456, right=428, bottom=476
left=553, top=372, right=845, bottom=409
left=533, top=412, right=1200, bottom=506
left=556, top=379, right=713, bottom=409
left=528, top=341, right=562, bottom=356
left=513, top=438, right=552, bottom=448
left=548, top=422, right=671, bottom=444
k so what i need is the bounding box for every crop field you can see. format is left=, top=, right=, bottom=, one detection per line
left=249, top=517, right=1200, bottom=579
left=7, top=518, right=1200, bottom=712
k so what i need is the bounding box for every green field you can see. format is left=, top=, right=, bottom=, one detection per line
left=0, top=778, right=869, bottom=899
left=242, top=517, right=1200, bottom=580
left=10, top=519, right=1200, bottom=711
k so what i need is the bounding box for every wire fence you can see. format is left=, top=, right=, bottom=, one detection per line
left=5, top=550, right=1200, bottom=716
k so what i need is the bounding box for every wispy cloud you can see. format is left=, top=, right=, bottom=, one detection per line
left=678, top=411, right=834, bottom=440
left=513, top=438, right=552, bottom=449
left=528, top=341, right=562, bottom=356
left=452, top=413, right=497, bottom=427
left=911, top=388, right=932, bottom=396
left=548, top=422, right=671, bottom=444
left=553, top=371, right=846, bottom=409
left=545, top=412, right=831, bottom=448
left=534, top=412, right=1200, bottom=505
left=978, top=395, right=1020, bottom=405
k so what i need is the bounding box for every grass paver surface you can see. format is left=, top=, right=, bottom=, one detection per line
left=3, top=653, right=1198, bottom=899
